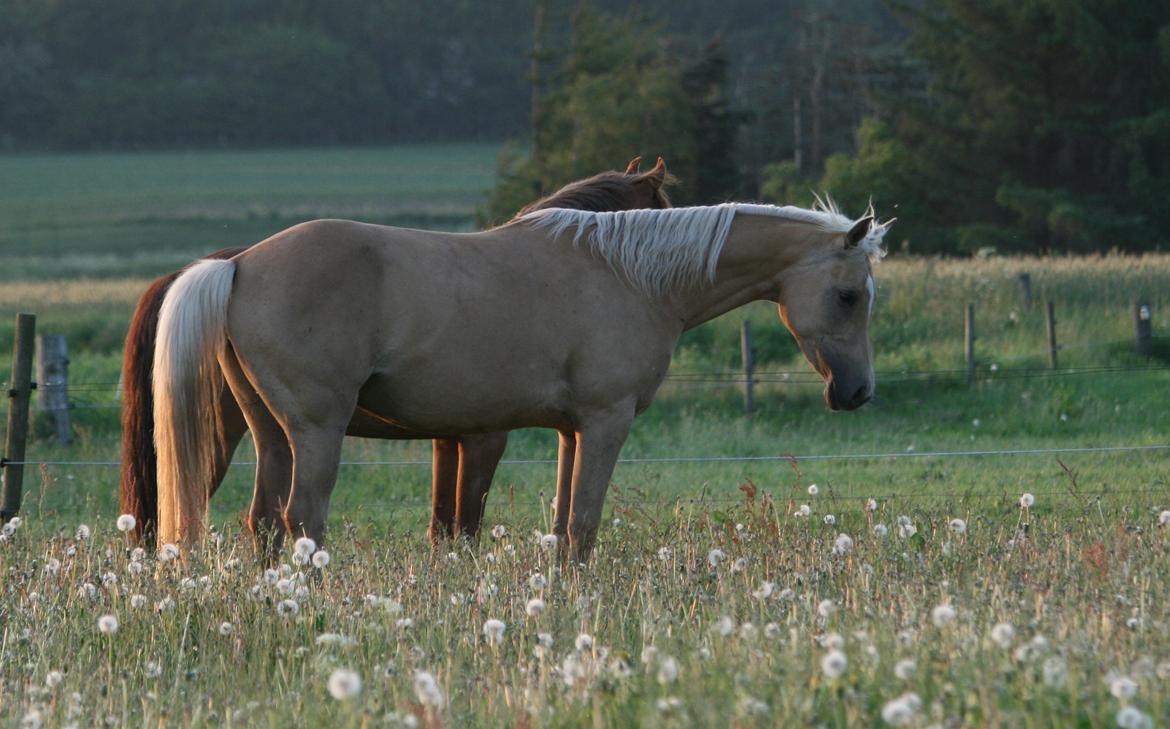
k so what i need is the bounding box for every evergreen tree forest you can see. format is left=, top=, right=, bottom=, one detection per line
left=2, top=0, right=1167, bottom=253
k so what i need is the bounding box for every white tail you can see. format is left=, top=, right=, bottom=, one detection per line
left=152, top=258, right=236, bottom=547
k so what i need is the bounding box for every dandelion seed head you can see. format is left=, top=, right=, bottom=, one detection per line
left=1117, top=707, right=1153, bottom=729
left=414, top=671, right=444, bottom=708
left=1110, top=675, right=1138, bottom=701
left=817, top=599, right=837, bottom=618
left=865, top=498, right=878, bottom=512
left=656, top=655, right=679, bottom=684
left=575, top=633, right=594, bottom=652
left=327, top=668, right=362, bottom=700
left=490, top=525, right=507, bottom=539
left=833, top=533, right=854, bottom=555
left=823, top=514, right=836, bottom=526
left=931, top=604, right=957, bottom=628
left=482, top=619, right=506, bottom=645
left=808, top=484, right=819, bottom=496
left=159, top=543, right=179, bottom=561
left=707, top=548, right=726, bottom=567
left=116, top=514, right=136, bottom=532
left=990, top=622, right=1015, bottom=649
left=894, top=658, right=916, bottom=680
left=528, top=573, right=547, bottom=590
left=525, top=598, right=546, bottom=616
left=293, top=537, right=317, bottom=557
left=949, top=518, right=967, bottom=534
left=75, top=524, right=90, bottom=540
left=311, top=550, right=330, bottom=568
left=276, top=599, right=299, bottom=617
left=1020, top=492, right=1035, bottom=508
left=45, top=671, right=63, bottom=688
left=97, top=614, right=119, bottom=635
left=873, top=523, right=889, bottom=538
left=540, top=534, right=558, bottom=551
left=1157, top=510, right=1170, bottom=527
left=821, top=649, right=847, bottom=679
left=218, top=622, right=233, bottom=636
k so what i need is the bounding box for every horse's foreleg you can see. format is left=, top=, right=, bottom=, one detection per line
left=552, top=431, right=576, bottom=539
left=454, top=432, right=509, bottom=539
left=429, top=438, right=459, bottom=543
left=567, top=404, right=635, bottom=562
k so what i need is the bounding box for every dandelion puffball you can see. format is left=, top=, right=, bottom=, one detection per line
left=311, top=550, right=330, bottom=568
left=949, top=518, right=967, bottom=534
left=97, top=614, right=119, bottom=635
left=1109, top=675, right=1138, bottom=701
left=525, top=598, right=546, bottom=616
left=1158, top=510, right=1170, bottom=526
left=820, top=649, right=847, bottom=679
left=873, top=523, right=889, bottom=538
left=160, top=543, right=179, bottom=561
left=807, top=484, right=819, bottom=496
left=293, top=536, right=317, bottom=556
left=116, top=514, right=136, bottom=532
left=414, top=671, right=445, bottom=708
left=483, top=619, right=506, bottom=645
left=540, top=534, right=558, bottom=550
left=1020, top=492, right=1035, bottom=508
left=833, top=533, right=854, bottom=555
left=707, top=548, right=726, bottom=567
left=490, top=524, right=507, bottom=539
left=931, top=604, right=957, bottom=627
left=575, top=633, right=594, bottom=652
left=990, top=622, right=1015, bottom=649
left=656, top=656, right=679, bottom=684
left=327, top=668, right=362, bottom=700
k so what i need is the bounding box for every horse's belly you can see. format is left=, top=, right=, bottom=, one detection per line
left=356, top=370, right=571, bottom=434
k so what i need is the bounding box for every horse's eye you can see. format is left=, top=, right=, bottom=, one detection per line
left=838, top=290, right=858, bottom=307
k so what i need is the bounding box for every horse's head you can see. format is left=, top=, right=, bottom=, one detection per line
left=512, top=157, right=673, bottom=220
left=775, top=211, right=889, bottom=411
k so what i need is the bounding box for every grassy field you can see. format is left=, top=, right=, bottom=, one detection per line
left=2, top=147, right=1170, bottom=727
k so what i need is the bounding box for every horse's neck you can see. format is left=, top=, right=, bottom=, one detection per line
left=678, top=216, right=819, bottom=330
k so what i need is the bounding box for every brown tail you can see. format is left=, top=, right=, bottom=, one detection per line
left=119, top=248, right=245, bottom=546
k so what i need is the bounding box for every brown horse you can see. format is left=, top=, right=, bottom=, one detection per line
left=152, top=198, right=889, bottom=561
left=120, top=158, right=671, bottom=546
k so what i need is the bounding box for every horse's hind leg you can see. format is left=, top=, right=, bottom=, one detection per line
left=454, top=432, right=509, bottom=539
left=220, top=344, right=291, bottom=562
left=282, top=424, right=346, bottom=547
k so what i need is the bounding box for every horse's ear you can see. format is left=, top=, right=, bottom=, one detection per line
left=624, top=156, right=642, bottom=175
left=845, top=215, right=874, bottom=248
left=642, top=157, right=667, bottom=189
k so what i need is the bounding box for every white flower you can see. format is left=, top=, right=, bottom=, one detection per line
left=293, top=536, right=317, bottom=557
left=525, top=598, right=546, bottom=616
left=414, top=671, right=445, bottom=708
left=1020, top=492, right=1035, bottom=508
left=833, top=533, right=854, bottom=555
left=821, top=649, right=847, bottom=679
left=75, top=524, right=90, bottom=540
left=116, top=514, right=137, bottom=532
left=873, top=523, right=889, bottom=538
left=311, top=550, right=330, bottom=569
left=1110, top=675, right=1138, bottom=701
left=752, top=581, right=775, bottom=600
left=823, top=514, right=836, bottom=526
left=159, top=543, right=179, bottom=561
left=490, top=525, right=507, bottom=539
left=990, top=622, right=1015, bottom=649
left=45, top=670, right=63, bottom=688
left=949, top=518, right=967, bottom=534
left=528, top=573, right=547, bottom=590
left=894, top=658, right=916, bottom=680
left=794, top=504, right=811, bottom=517
left=218, top=622, right=234, bottom=636
left=807, top=483, right=819, bottom=496
left=881, top=695, right=918, bottom=726
left=1157, top=510, right=1170, bottom=526
left=327, top=668, right=362, bottom=700
left=931, top=604, right=957, bottom=627
left=97, top=614, right=119, bottom=635
left=1117, top=707, right=1153, bottom=729
left=707, top=548, right=726, bottom=567
left=575, top=633, right=594, bottom=652
left=276, top=599, right=299, bottom=617
left=656, top=655, right=679, bottom=684
left=483, top=619, right=506, bottom=646
left=540, top=534, right=558, bottom=551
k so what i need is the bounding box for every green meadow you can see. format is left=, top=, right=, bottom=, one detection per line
left=2, top=146, right=1169, bottom=727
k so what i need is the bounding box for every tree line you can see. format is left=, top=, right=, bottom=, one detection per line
left=2, top=0, right=1166, bottom=253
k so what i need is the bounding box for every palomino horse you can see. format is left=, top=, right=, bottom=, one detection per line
left=121, top=158, right=672, bottom=546
left=153, top=199, right=889, bottom=561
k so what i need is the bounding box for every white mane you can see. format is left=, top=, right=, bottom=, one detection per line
left=521, top=200, right=888, bottom=296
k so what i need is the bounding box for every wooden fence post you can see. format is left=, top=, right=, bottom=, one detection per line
left=1046, top=301, right=1059, bottom=369
left=36, top=334, right=72, bottom=446
left=1017, top=272, right=1033, bottom=309
left=2, top=313, right=36, bottom=520
left=740, top=320, right=755, bottom=415
left=1135, top=302, right=1152, bottom=357
left=965, top=304, right=976, bottom=385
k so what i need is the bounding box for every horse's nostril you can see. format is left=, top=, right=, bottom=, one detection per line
left=851, top=385, right=870, bottom=407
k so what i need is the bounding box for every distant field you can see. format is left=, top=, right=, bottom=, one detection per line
left=0, top=143, right=501, bottom=280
